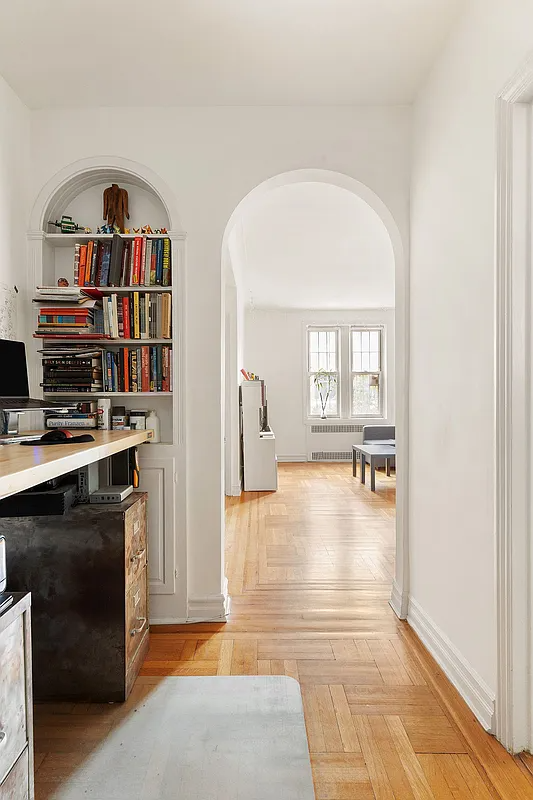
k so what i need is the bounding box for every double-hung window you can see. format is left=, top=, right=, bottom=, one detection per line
left=307, top=328, right=339, bottom=418
left=351, top=328, right=382, bottom=417
left=306, top=325, right=384, bottom=419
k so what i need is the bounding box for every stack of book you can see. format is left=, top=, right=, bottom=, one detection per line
left=33, top=287, right=105, bottom=340
left=40, top=346, right=104, bottom=394
left=74, top=235, right=171, bottom=287
left=96, top=292, right=171, bottom=339
left=103, top=345, right=172, bottom=393
left=45, top=400, right=98, bottom=428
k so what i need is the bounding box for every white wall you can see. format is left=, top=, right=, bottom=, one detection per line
left=245, top=308, right=395, bottom=459
left=28, top=105, right=410, bottom=619
left=0, top=74, right=30, bottom=340
left=410, top=0, right=533, bottom=705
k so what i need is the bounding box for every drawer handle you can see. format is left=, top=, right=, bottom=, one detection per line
left=130, top=547, right=146, bottom=564
left=130, top=617, right=147, bottom=637
left=0, top=731, right=5, bottom=745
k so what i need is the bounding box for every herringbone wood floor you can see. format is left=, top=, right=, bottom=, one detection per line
left=34, top=463, right=533, bottom=799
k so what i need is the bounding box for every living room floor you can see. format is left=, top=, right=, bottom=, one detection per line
left=34, top=463, right=533, bottom=800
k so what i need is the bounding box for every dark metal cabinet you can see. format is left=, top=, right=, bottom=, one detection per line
left=3, top=494, right=149, bottom=702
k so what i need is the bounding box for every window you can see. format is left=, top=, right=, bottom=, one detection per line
left=307, top=328, right=339, bottom=417
left=305, top=324, right=385, bottom=420
left=351, top=328, right=382, bottom=416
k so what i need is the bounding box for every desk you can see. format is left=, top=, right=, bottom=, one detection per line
left=352, top=443, right=396, bottom=491
left=0, top=430, right=149, bottom=500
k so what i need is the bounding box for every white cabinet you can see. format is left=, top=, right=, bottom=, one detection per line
left=241, top=381, right=278, bottom=492
left=137, top=450, right=176, bottom=598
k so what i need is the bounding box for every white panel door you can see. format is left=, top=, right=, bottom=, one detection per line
left=137, top=454, right=176, bottom=596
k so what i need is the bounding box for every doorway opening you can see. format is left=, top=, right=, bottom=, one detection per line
left=221, top=168, right=407, bottom=615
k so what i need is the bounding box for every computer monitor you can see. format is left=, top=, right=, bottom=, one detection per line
left=0, top=340, right=30, bottom=397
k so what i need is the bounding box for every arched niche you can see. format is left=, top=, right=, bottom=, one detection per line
left=30, top=156, right=182, bottom=234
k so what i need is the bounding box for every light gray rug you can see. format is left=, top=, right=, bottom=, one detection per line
left=47, top=676, right=316, bottom=800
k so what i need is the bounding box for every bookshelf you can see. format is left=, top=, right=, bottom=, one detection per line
left=27, top=169, right=186, bottom=605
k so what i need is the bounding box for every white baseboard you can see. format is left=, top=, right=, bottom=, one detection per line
left=389, top=580, right=409, bottom=619
left=277, top=455, right=307, bottom=462
left=407, top=597, right=495, bottom=732
left=187, top=577, right=230, bottom=623
left=225, top=484, right=242, bottom=496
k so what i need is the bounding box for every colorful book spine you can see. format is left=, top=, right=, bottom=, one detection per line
left=100, top=242, right=112, bottom=286
left=123, top=296, right=131, bottom=338
left=150, top=246, right=157, bottom=285
left=78, top=245, right=88, bottom=286
left=133, top=292, right=140, bottom=339
left=162, top=238, right=171, bottom=286
left=132, top=237, right=142, bottom=285
left=144, top=240, right=153, bottom=287
left=74, top=243, right=81, bottom=286
left=139, top=237, right=147, bottom=285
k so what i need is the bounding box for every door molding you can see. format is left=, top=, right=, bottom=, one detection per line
left=495, top=54, right=533, bottom=752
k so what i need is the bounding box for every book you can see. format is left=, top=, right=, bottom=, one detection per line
left=144, top=240, right=153, bottom=287
left=123, top=296, right=131, bottom=339
left=132, top=237, right=142, bottom=285
left=162, top=238, right=171, bottom=286
left=74, top=244, right=81, bottom=286
left=141, top=346, right=150, bottom=392
left=100, top=241, right=113, bottom=286
left=133, top=292, right=140, bottom=339
left=150, top=246, right=157, bottom=285
left=78, top=245, right=88, bottom=286
left=108, top=234, right=124, bottom=286
left=139, top=237, right=147, bottom=285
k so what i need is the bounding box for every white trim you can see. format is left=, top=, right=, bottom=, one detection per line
left=277, top=455, right=308, bottom=462
left=495, top=54, right=533, bottom=753
left=408, top=598, right=495, bottom=732
left=187, top=578, right=230, bottom=622
left=389, top=580, right=409, bottom=619
left=227, top=484, right=242, bottom=496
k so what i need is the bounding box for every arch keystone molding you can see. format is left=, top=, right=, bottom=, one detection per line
left=221, top=168, right=409, bottom=619
left=27, top=155, right=192, bottom=624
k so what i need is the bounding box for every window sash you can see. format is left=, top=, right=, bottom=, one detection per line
left=307, top=327, right=340, bottom=417
left=350, top=327, right=383, bottom=418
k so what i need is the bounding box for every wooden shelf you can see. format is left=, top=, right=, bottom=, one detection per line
left=43, top=392, right=172, bottom=397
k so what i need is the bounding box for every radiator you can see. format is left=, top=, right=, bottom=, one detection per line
left=306, top=424, right=363, bottom=462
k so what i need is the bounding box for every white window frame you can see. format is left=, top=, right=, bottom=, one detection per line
left=350, top=325, right=384, bottom=419
left=306, top=326, right=341, bottom=419
left=304, top=323, right=386, bottom=422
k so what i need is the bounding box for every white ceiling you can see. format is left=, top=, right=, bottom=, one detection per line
left=0, top=0, right=464, bottom=108
left=229, top=182, right=395, bottom=310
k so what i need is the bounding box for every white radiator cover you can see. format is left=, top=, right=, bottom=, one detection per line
left=306, top=426, right=363, bottom=462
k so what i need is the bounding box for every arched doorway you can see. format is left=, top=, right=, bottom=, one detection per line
left=221, top=168, right=408, bottom=616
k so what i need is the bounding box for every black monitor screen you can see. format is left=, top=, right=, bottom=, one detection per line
left=0, top=340, right=29, bottom=397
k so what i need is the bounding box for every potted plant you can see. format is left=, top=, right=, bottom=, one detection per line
left=313, top=369, right=337, bottom=419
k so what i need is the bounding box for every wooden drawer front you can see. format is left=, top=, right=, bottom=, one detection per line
left=125, top=495, right=147, bottom=588
left=0, top=748, right=28, bottom=800
left=0, top=618, right=27, bottom=785
left=126, top=568, right=148, bottom=666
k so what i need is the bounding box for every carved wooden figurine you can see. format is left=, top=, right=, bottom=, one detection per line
left=103, top=184, right=130, bottom=233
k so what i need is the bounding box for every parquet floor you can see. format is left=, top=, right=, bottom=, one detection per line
left=33, top=463, right=533, bottom=800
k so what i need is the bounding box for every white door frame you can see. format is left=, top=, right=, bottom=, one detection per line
left=495, top=55, right=533, bottom=752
